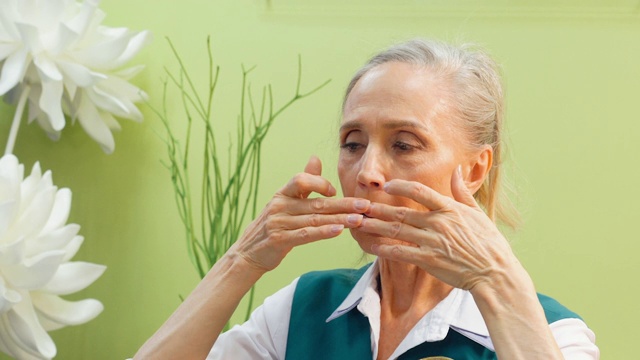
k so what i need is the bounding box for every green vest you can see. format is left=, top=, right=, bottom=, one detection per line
left=285, top=264, right=581, bottom=360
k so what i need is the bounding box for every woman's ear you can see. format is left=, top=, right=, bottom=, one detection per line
left=465, top=145, right=493, bottom=195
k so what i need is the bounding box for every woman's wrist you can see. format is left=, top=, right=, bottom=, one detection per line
left=211, top=249, right=266, bottom=289
left=469, top=261, right=563, bottom=359
left=469, top=259, right=536, bottom=309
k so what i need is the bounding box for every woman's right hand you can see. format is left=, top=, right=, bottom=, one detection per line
left=229, top=156, right=370, bottom=273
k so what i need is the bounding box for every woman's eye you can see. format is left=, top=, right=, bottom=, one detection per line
left=340, top=142, right=362, bottom=152
left=392, top=141, right=415, bottom=151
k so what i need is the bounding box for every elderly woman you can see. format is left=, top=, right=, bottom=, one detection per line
left=135, top=39, right=599, bottom=359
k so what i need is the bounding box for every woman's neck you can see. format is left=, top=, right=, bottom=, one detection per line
left=378, top=258, right=452, bottom=316
left=376, top=259, right=453, bottom=360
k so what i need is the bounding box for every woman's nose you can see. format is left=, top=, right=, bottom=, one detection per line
left=356, top=151, right=385, bottom=190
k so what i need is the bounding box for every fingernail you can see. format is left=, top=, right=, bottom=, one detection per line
left=457, top=165, right=462, bottom=177
left=331, top=224, right=344, bottom=233
left=383, top=182, right=390, bottom=191
left=328, top=184, right=336, bottom=196
left=354, top=199, right=370, bottom=211
left=347, top=214, right=362, bottom=225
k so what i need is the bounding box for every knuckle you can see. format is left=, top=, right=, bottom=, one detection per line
left=264, top=216, right=281, bottom=232
left=390, top=246, right=403, bottom=257
left=268, top=231, right=284, bottom=243
left=310, top=198, right=325, bottom=211
left=292, top=173, right=308, bottom=188
left=267, top=199, right=284, bottom=213
left=390, top=222, right=402, bottom=237
left=395, top=207, right=407, bottom=222
left=410, top=183, right=424, bottom=198
left=308, top=213, right=320, bottom=227
left=298, top=228, right=310, bottom=240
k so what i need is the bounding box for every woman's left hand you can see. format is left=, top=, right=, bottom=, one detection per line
left=360, top=166, right=520, bottom=291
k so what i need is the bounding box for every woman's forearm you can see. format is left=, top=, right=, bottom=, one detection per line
left=133, top=251, right=264, bottom=360
left=471, top=264, right=564, bottom=360
left=134, top=157, right=365, bottom=359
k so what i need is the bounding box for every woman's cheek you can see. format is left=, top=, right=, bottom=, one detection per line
left=337, top=161, right=354, bottom=197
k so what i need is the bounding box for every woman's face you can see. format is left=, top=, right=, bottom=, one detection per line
left=338, top=61, right=473, bottom=252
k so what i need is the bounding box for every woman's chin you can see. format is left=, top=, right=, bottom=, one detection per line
left=349, top=228, right=415, bottom=255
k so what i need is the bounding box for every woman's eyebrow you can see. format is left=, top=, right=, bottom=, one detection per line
left=340, top=119, right=429, bottom=132
left=382, top=119, right=428, bottom=132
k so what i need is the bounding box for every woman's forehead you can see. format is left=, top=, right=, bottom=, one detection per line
left=342, top=62, right=452, bottom=127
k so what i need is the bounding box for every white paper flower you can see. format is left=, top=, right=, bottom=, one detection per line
left=0, top=0, right=152, bottom=154
left=0, top=154, right=105, bottom=359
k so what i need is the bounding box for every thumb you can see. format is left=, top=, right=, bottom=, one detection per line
left=304, top=155, right=322, bottom=176
left=451, top=165, right=478, bottom=208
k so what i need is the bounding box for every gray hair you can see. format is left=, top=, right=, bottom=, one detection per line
left=343, top=39, right=518, bottom=227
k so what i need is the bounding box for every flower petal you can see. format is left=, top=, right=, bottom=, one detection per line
left=11, top=186, right=55, bottom=241
left=38, top=79, right=65, bottom=131
left=0, top=200, right=18, bottom=239
left=51, top=21, right=80, bottom=56
left=57, top=60, right=94, bottom=87
left=33, top=57, right=62, bottom=82
left=76, top=94, right=115, bottom=153
left=61, top=235, right=83, bottom=262
left=86, top=84, right=129, bottom=115
left=14, top=22, right=42, bottom=54
left=35, top=113, right=61, bottom=141
left=0, top=315, right=47, bottom=359
left=113, top=64, right=145, bottom=80
left=65, top=0, right=99, bottom=37
left=35, top=314, right=65, bottom=332
left=92, top=78, right=144, bottom=121
left=19, top=162, right=44, bottom=208
left=0, top=277, right=22, bottom=313
left=0, top=43, right=18, bottom=61
left=40, top=188, right=71, bottom=234
left=30, top=224, right=79, bottom=256
left=0, top=236, right=26, bottom=266
left=73, top=28, right=131, bottom=69
left=0, top=2, right=20, bottom=40
left=2, top=250, right=66, bottom=290
left=0, top=155, right=22, bottom=216
left=100, top=111, right=121, bottom=131
left=32, top=293, right=103, bottom=326
left=25, top=84, right=42, bottom=122
left=111, top=30, right=152, bottom=68
left=0, top=47, right=29, bottom=95
left=40, top=262, right=105, bottom=295
left=5, top=294, right=57, bottom=358
left=0, top=155, right=21, bottom=179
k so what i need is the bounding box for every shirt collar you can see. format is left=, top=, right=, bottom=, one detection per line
left=325, top=260, right=493, bottom=351
left=325, top=261, right=378, bottom=322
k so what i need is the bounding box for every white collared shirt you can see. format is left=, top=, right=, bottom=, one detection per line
left=209, top=261, right=599, bottom=359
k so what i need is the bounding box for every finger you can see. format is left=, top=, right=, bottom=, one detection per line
left=451, top=165, right=479, bottom=208
left=383, top=179, right=450, bottom=211
left=268, top=213, right=363, bottom=231
left=358, top=216, right=436, bottom=246
left=279, top=172, right=337, bottom=198
left=364, top=202, right=426, bottom=226
left=370, top=243, right=427, bottom=266
left=283, top=224, right=345, bottom=247
left=304, top=155, right=322, bottom=176
left=283, top=196, right=370, bottom=215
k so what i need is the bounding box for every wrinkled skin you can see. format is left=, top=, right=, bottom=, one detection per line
left=337, top=61, right=508, bottom=292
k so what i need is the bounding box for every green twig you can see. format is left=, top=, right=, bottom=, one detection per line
left=156, top=40, right=330, bottom=328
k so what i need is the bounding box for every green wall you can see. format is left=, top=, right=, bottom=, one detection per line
left=0, top=0, right=637, bottom=358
